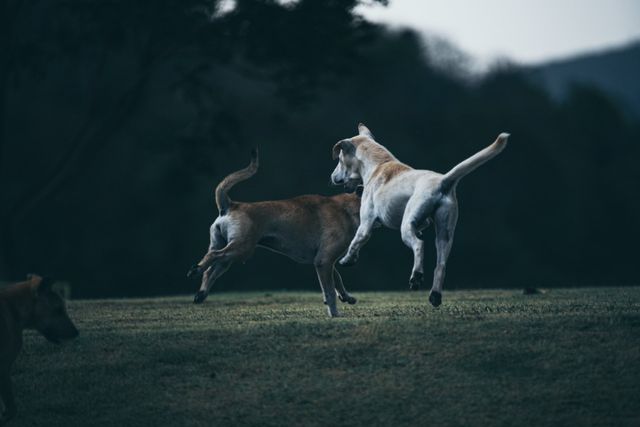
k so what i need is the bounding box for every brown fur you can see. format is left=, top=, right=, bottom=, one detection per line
left=0, top=275, right=78, bottom=423
left=189, top=151, right=362, bottom=316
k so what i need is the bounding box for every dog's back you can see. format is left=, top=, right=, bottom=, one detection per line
left=226, top=192, right=360, bottom=264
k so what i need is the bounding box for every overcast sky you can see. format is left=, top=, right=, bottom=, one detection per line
left=357, top=0, right=640, bottom=66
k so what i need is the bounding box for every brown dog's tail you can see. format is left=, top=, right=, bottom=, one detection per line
left=215, top=148, right=259, bottom=215
left=439, top=133, right=509, bottom=193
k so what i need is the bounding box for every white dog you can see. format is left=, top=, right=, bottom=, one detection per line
left=330, top=124, right=509, bottom=307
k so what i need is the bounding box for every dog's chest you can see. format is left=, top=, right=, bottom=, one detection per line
left=374, top=193, right=410, bottom=229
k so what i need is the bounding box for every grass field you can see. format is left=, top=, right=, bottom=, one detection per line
left=9, top=288, right=640, bottom=426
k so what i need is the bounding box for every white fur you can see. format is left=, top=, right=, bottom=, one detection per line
left=332, top=125, right=508, bottom=306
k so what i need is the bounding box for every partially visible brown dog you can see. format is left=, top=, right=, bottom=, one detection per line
left=0, top=274, right=79, bottom=424
left=188, top=149, right=362, bottom=317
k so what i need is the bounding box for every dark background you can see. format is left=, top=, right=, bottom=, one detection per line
left=1, top=0, right=638, bottom=298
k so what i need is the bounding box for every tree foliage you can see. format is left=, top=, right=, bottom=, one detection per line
left=1, top=0, right=637, bottom=296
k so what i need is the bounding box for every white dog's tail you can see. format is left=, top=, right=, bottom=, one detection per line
left=439, top=133, right=509, bottom=192
left=215, top=148, right=259, bottom=215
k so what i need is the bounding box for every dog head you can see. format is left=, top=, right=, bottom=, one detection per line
left=331, top=124, right=375, bottom=192
left=28, top=275, right=79, bottom=344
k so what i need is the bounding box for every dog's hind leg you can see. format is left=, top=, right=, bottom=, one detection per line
left=188, top=223, right=227, bottom=278
left=193, top=239, right=256, bottom=304
left=402, top=194, right=437, bottom=291
left=189, top=235, right=255, bottom=276
left=194, top=261, right=232, bottom=304
left=401, top=216, right=426, bottom=291
left=428, top=202, right=458, bottom=307
left=0, top=373, right=16, bottom=423
left=189, top=249, right=224, bottom=276
left=315, top=263, right=340, bottom=317
left=333, top=268, right=357, bottom=305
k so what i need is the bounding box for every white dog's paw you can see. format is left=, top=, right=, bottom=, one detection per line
left=429, top=291, right=442, bottom=307
left=339, top=254, right=358, bottom=267
left=409, top=272, right=423, bottom=291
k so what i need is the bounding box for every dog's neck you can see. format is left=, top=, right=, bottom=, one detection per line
left=0, top=283, right=36, bottom=330
left=356, top=141, right=399, bottom=185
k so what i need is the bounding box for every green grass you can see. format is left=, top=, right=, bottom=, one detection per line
left=10, top=288, right=640, bottom=426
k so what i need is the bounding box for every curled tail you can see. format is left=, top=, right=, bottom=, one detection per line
left=215, top=148, right=259, bottom=215
left=439, top=133, right=509, bottom=193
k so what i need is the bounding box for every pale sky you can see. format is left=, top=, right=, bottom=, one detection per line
left=357, top=0, right=640, bottom=66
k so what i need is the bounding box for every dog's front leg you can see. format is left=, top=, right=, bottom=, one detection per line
left=333, top=269, right=357, bottom=305
left=315, top=263, right=340, bottom=317
left=339, top=215, right=375, bottom=266
left=0, top=373, right=16, bottom=424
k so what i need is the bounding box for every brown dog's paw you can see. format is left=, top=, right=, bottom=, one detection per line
left=193, top=291, right=208, bottom=304
left=339, top=294, right=357, bottom=305
left=187, top=265, right=201, bottom=278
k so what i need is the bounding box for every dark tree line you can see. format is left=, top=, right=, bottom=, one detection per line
left=1, top=0, right=638, bottom=297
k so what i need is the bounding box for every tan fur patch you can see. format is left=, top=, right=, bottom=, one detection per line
left=371, top=161, right=412, bottom=184
left=354, top=139, right=397, bottom=165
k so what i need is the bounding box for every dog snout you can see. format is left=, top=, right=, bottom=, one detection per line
left=330, top=176, right=344, bottom=186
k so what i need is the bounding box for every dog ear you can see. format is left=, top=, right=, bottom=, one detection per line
left=358, top=123, right=374, bottom=139
left=332, top=139, right=355, bottom=160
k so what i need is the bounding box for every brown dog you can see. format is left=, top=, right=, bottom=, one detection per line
left=188, top=149, right=361, bottom=317
left=0, top=274, right=79, bottom=424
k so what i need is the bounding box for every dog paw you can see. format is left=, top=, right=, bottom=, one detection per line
left=409, top=272, right=423, bottom=291
left=187, top=265, right=201, bottom=278
left=339, top=294, right=357, bottom=304
left=327, top=309, right=342, bottom=318
left=339, top=255, right=358, bottom=267
left=193, top=291, right=208, bottom=304
left=429, top=291, right=442, bottom=307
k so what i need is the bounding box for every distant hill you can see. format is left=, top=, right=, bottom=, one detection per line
left=527, top=41, right=640, bottom=118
